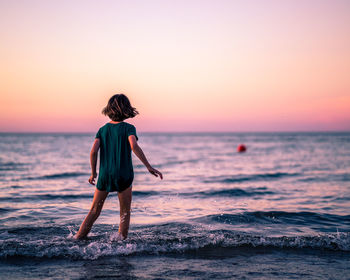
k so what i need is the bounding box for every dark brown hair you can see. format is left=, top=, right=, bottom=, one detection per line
left=102, top=94, right=139, bottom=121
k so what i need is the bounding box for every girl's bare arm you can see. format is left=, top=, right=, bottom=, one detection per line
left=128, top=135, right=163, bottom=179
left=88, top=138, right=100, bottom=185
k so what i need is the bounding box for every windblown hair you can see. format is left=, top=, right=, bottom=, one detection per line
left=102, top=94, right=139, bottom=121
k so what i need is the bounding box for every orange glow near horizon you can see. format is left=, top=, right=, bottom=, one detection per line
left=0, top=0, right=349, bottom=132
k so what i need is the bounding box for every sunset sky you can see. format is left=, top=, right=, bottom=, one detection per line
left=1, top=0, right=349, bottom=132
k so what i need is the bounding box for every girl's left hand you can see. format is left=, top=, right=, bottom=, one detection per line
left=88, top=173, right=97, bottom=185
left=148, top=167, right=163, bottom=180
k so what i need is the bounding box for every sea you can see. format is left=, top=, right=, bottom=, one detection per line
left=0, top=132, right=349, bottom=280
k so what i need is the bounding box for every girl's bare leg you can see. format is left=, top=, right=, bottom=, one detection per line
left=117, top=186, right=132, bottom=239
left=74, top=188, right=109, bottom=239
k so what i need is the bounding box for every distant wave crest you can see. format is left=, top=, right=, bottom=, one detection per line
left=195, top=211, right=350, bottom=226
left=203, top=172, right=299, bottom=184
left=25, top=172, right=88, bottom=180
left=184, top=187, right=275, bottom=197
left=0, top=161, right=27, bottom=171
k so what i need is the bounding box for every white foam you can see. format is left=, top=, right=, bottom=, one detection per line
left=0, top=231, right=349, bottom=260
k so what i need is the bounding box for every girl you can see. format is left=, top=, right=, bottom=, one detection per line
left=74, top=94, right=163, bottom=240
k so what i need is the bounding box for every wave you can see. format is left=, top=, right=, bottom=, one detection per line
left=0, top=208, right=12, bottom=214
left=0, top=193, right=93, bottom=203
left=0, top=191, right=164, bottom=203
left=156, top=158, right=200, bottom=168
left=183, top=187, right=275, bottom=198
left=133, top=188, right=275, bottom=198
left=0, top=223, right=349, bottom=260
left=0, top=188, right=274, bottom=203
left=298, top=172, right=350, bottom=183
left=25, top=172, right=88, bottom=180
left=132, top=191, right=160, bottom=197
left=0, top=161, right=27, bottom=171
left=194, top=211, right=350, bottom=227
left=203, top=172, right=300, bottom=184
left=133, top=188, right=274, bottom=198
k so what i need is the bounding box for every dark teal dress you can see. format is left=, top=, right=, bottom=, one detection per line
left=95, top=122, right=138, bottom=192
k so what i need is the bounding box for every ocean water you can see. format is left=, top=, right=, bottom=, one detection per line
left=0, top=132, right=349, bottom=279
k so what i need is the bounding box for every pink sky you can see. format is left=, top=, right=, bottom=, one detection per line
left=0, top=0, right=349, bottom=132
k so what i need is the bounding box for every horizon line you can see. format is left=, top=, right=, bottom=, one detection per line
left=1, top=130, right=349, bottom=134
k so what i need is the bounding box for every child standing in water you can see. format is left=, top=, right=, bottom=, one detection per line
left=74, top=94, right=163, bottom=240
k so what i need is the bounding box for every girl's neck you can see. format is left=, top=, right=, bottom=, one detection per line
left=109, top=121, right=123, bottom=124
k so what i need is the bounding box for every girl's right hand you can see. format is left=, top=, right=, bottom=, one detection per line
left=148, top=167, right=163, bottom=180
left=88, top=173, right=97, bottom=185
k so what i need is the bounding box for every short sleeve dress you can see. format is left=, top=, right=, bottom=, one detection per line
left=95, top=122, right=138, bottom=192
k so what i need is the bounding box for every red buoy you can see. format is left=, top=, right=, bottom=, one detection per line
left=237, top=144, right=247, bottom=153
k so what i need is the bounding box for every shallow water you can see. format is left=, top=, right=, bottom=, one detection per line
left=1, top=132, right=350, bottom=279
